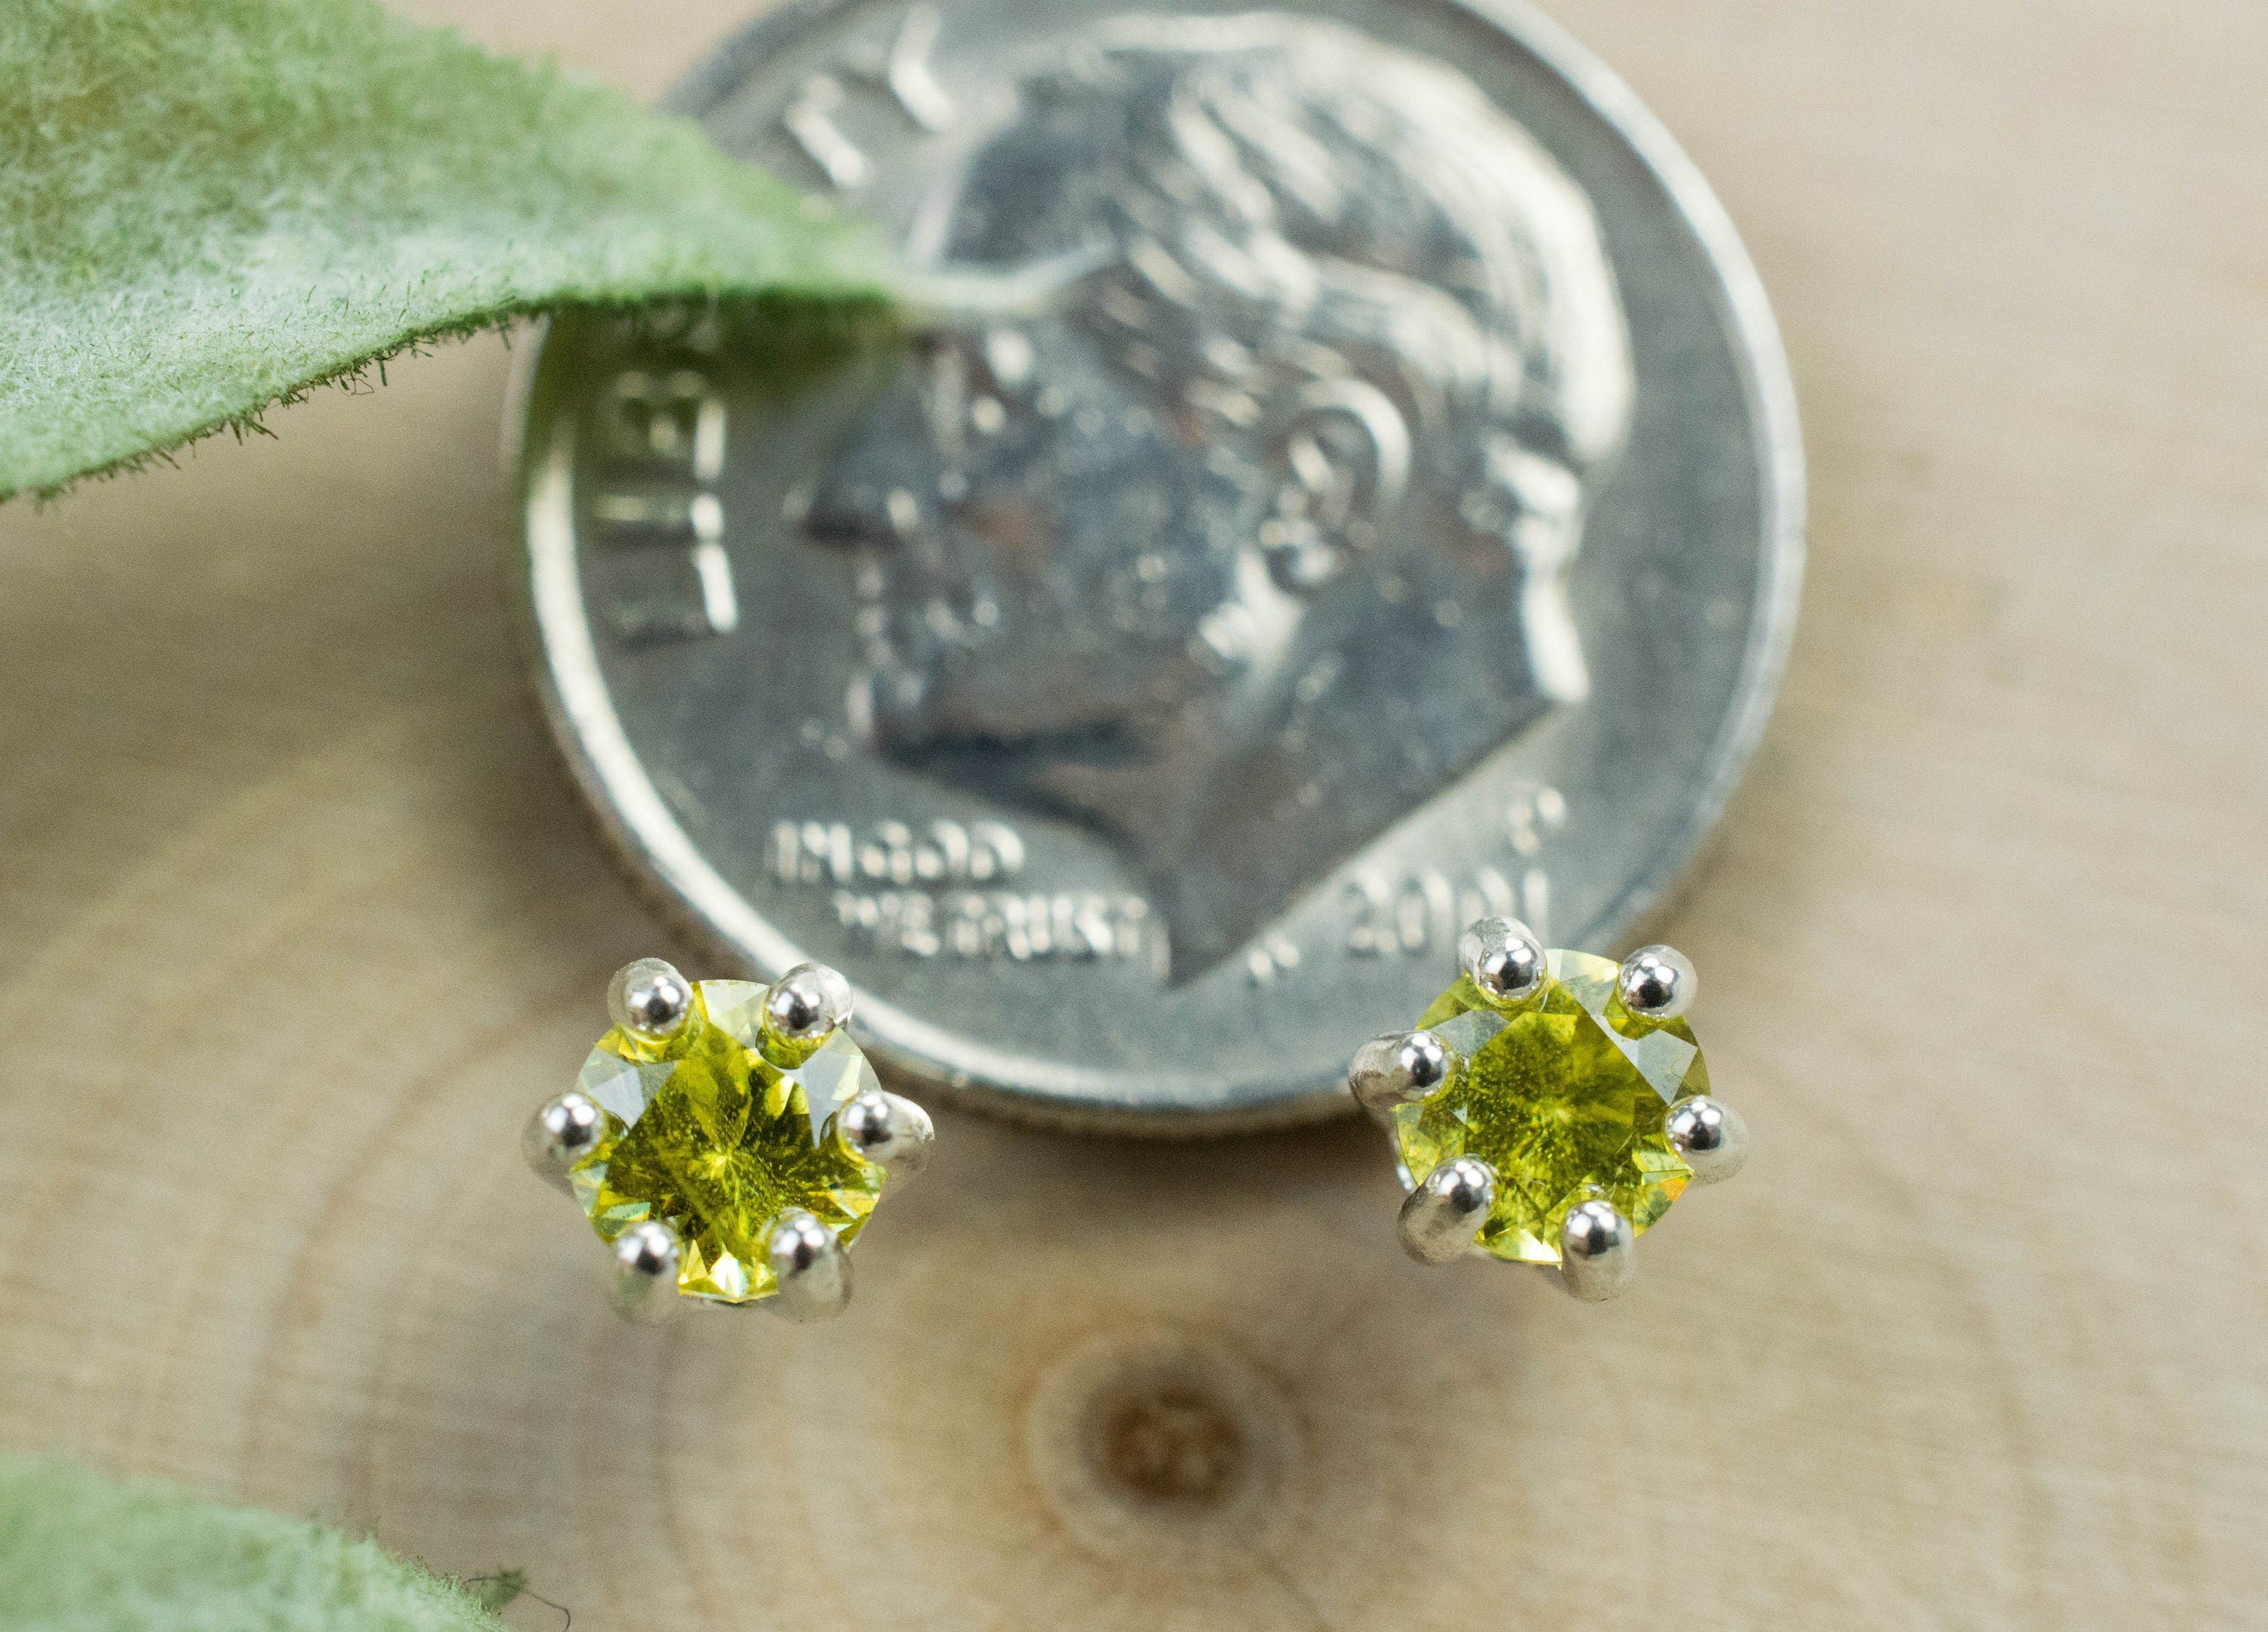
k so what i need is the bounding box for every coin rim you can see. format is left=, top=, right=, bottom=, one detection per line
left=504, top=0, right=1805, bottom=1132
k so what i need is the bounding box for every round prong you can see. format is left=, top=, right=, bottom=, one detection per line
left=1665, top=1095, right=1748, bottom=1185
left=765, top=1210, right=852, bottom=1323
left=1458, top=916, right=1547, bottom=1005
left=1398, top=1157, right=1496, bottom=1265
left=608, top=957, right=694, bottom=1042
left=1348, top=1030, right=1461, bottom=1119
left=835, top=1089, right=934, bottom=1189
left=763, top=962, right=854, bottom=1045
left=1616, top=944, right=1697, bottom=1020
left=521, top=1090, right=605, bottom=1194
left=1558, top=1200, right=1636, bottom=1301
left=611, top=1219, right=683, bottom=1324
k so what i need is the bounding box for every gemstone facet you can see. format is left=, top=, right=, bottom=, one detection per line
left=567, top=980, right=885, bottom=1303
left=1391, top=949, right=1708, bottom=1264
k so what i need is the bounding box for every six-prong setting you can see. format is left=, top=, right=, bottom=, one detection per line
left=1373, top=921, right=1748, bottom=1301
left=528, top=958, right=930, bottom=1325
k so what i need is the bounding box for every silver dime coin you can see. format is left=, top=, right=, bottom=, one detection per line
left=512, top=0, right=1802, bottom=1129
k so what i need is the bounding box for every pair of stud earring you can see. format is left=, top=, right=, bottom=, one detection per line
left=522, top=918, right=1747, bottom=1321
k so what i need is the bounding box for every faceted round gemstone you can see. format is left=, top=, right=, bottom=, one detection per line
left=566, top=980, right=884, bottom=1303
left=1392, top=949, right=1708, bottom=1264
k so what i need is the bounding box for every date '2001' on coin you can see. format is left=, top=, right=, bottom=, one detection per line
left=514, top=0, right=1802, bottom=1128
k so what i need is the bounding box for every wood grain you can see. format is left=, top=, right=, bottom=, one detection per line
left=3, top=2, right=2264, bottom=1627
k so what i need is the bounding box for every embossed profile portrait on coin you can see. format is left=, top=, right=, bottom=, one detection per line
left=804, top=13, right=1634, bottom=980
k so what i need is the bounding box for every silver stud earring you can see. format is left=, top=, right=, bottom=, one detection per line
left=524, top=958, right=932, bottom=1323
left=1350, top=918, right=1747, bottom=1300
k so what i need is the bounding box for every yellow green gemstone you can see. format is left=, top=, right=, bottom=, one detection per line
left=1392, top=949, right=1707, bottom=1264
left=567, top=980, right=884, bottom=1303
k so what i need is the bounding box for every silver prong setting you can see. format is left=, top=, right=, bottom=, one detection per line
left=765, top=1210, right=852, bottom=1323
left=1399, top=1157, right=1497, bottom=1264
left=1665, top=1095, right=1748, bottom=1185
left=1458, top=915, right=1547, bottom=1005
left=763, top=962, right=854, bottom=1045
left=1616, top=944, right=1696, bottom=1020
left=1558, top=1200, right=1636, bottom=1301
left=608, top=957, right=694, bottom=1042
left=1348, top=1030, right=1460, bottom=1119
left=611, top=1219, right=684, bottom=1324
left=835, top=1089, right=934, bottom=1189
left=522, top=1090, right=606, bottom=1194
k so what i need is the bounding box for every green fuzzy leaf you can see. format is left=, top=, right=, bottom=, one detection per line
left=0, top=0, right=891, bottom=502
left=0, top=1451, right=510, bottom=1632
left=460, top=1569, right=528, bottom=1615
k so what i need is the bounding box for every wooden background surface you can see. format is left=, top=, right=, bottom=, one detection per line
left=3, top=1, right=2264, bottom=1627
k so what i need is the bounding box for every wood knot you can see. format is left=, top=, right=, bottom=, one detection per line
left=1024, top=1329, right=1299, bottom=1570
